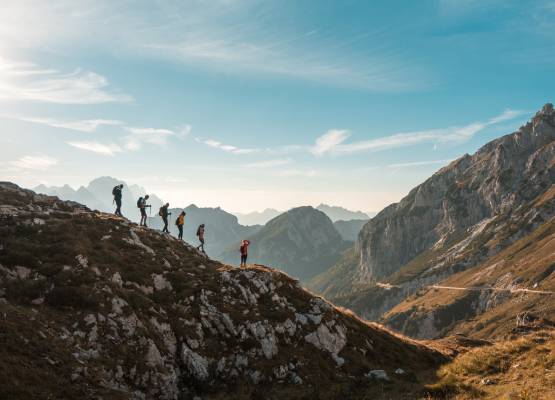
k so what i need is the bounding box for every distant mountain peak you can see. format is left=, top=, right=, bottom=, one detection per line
left=222, top=204, right=348, bottom=281
left=316, top=204, right=370, bottom=222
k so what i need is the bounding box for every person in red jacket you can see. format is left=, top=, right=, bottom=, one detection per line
left=240, top=240, right=250, bottom=267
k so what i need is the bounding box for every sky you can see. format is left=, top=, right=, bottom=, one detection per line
left=0, top=0, right=554, bottom=213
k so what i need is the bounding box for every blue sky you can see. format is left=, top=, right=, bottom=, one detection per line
left=1, top=0, right=553, bottom=213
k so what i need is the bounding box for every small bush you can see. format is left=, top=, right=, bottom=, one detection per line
left=46, top=286, right=100, bottom=310
left=5, top=279, right=48, bottom=304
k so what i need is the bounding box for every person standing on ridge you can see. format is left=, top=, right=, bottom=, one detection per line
left=159, top=203, right=170, bottom=233
left=196, top=224, right=206, bottom=253
left=137, top=194, right=150, bottom=227
left=240, top=239, right=250, bottom=267
left=175, top=211, right=186, bottom=240
left=112, top=184, right=124, bottom=217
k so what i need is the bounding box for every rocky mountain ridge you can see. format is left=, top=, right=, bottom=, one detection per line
left=310, top=103, right=555, bottom=338
left=34, top=176, right=164, bottom=222
left=0, top=182, right=445, bottom=399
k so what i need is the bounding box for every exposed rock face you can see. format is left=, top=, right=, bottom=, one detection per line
left=0, top=183, right=443, bottom=399
left=333, top=219, right=369, bottom=242
left=357, top=103, right=555, bottom=282
left=310, top=104, right=555, bottom=339
left=220, top=206, right=350, bottom=281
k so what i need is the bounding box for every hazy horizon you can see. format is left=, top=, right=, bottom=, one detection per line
left=1, top=1, right=553, bottom=213
left=29, top=177, right=377, bottom=216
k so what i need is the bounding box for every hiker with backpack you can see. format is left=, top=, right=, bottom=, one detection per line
left=240, top=239, right=250, bottom=267
left=137, top=195, right=151, bottom=227
left=175, top=211, right=186, bottom=240
left=112, top=184, right=124, bottom=217
left=159, top=203, right=171, bottom=233
left=196, top=224, right=206, bottom=253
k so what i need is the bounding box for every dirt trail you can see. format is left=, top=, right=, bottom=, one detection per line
left=376, top=282, right=555, bottom=295
left=430, top=284, right=555, bottom=295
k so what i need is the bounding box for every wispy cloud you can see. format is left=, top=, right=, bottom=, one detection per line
left=243, top=158, right=292, bottom=168
left=177, top=124, right=192, bottom=139
left=201, top=139, right=260, bottom=154
left=10, top=155, right=58, bottom=170
left=311, top=129, right=350, bottom=156
left=0, top=57, right=132, bottom=104
left=0, top=2, right=430, bottom=92
left=7, top=115, right=122, bottom=132
left=64, top=124, right=189, bottom=155
left=314, top=109, right=526, bottom=156
left=66, top=141, right=123, bottom=156
left=123, top=127, right=176, bottom=151
left=147, top=40, right=425, bottom=91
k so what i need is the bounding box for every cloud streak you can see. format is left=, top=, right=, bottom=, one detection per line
left=311, top=129, right=350, bottom=156
left=124, top=127, right=176, bottom=151
left=10, top=155, right=58, bottom=170
left=0, top=57, right=132, bottom=104
left=66, top=141, right=123, bottom=156
left=314, top=109, right=526, bottom=156
left=201, top=139, right=260, bottom=155
left=0, top=2, right=430, bottom=92
left=65, top=124, right=189, bottom=155
left=7, top=115, right=122, bottom=132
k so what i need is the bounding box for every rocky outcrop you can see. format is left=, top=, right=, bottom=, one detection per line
left=0, top=183, right=444, bottom=399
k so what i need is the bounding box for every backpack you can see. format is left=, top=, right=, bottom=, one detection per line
left=159, top=207, right=164, bottom=217
left=137, top=197, right=143, bottom=208
left=112, top=186, right=119, bottom=196
left=175, top=217, right=180, bottom=226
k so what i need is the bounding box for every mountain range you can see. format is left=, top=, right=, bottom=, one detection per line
left=2, top=105, right=555, bottom=399
left=309, top=103, right=555, bottom=340
left=0, top=182, right=447, bottom=399
left=234, top=208, right=282, bottom=226
left=220, top=206, right=351, bottom=281
left=34, top=176, right=164, bottom=222
left=33, top=178, right=371, bottom=277
left=234, top=206, right=374, bottom=226
left=316, top=204, right=373, bottom=222
left=146, top=205, right=261, bottom=256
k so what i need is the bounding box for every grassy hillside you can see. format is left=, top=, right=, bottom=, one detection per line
left=383, top=217, right=555, bottom=339
left=0, top=182, right=449, bottom=399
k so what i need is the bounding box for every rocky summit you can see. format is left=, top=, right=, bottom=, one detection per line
left=0, top=183, right=445, bottom=400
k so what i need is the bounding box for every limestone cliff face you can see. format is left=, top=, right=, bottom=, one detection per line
left=356, top=103, right=555, bottom=283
